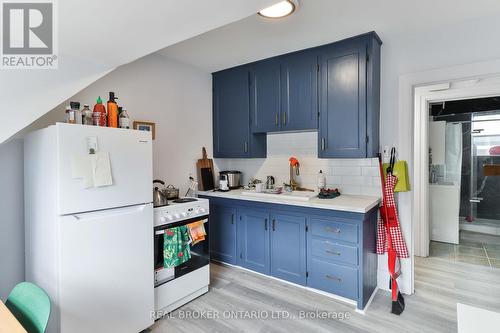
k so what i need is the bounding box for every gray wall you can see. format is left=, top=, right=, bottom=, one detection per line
left=0, top=139, right=24, bottom=300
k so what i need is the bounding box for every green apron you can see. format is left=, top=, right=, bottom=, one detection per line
left=163, top=226, right=191, bottom=268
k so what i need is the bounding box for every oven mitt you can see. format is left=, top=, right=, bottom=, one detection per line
left=163, top=226, right=191, bottom=268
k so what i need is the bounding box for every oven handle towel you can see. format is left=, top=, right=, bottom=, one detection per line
left=187, top=221, right=207, bottom=245
left=163, top=226, right=191, bottom=268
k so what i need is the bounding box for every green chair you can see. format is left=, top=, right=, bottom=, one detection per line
left=5, top=282, right=51, bottom=333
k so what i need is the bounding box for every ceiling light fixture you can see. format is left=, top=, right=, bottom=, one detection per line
left=258, top=0, right=296, bottom=19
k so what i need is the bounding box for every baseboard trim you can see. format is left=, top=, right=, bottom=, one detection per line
left=211, top=260, right=361, bottom=310
left=355, top=287, right=379, bottom=315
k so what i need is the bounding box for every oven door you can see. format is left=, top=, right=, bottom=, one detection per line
left=154, top=215, right=209, bottom=287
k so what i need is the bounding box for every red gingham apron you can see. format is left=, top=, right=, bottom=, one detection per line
left=376, top=174, right=409, bottom=258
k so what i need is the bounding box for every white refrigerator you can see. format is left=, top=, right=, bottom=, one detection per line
left=24, top=123, right=154, bottom=333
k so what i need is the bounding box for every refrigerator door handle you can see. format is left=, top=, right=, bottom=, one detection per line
left=70, top=203, right=149, bottom=221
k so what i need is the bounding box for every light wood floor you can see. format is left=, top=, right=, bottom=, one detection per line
left=150, top=257, right=500, bottom=333
left=430, top=230, right=500, bottom=269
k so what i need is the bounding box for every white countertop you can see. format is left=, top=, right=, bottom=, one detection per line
left=198, top=189, right=380, bottom=214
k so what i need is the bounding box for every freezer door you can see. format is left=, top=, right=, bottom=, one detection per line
left=59, top=204, right=154, bottom=333
left=57, top=123, right=152, bottom=215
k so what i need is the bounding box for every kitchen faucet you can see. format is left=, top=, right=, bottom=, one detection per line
left=288, top=157, right=300, bottom=191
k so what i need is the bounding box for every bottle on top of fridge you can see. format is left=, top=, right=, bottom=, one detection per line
left=70, top=102, right=82, bottom=124
left=107, top=92, right=119, bottom=128
left=65, top=105, right=75, bottom=124
left=82, top=104, right=93, bottom=125
left=119, top=107, right=131, bottom=129
left=92, top=96, right=107, bottom=126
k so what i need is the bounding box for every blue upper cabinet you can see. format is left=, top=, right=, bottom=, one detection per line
left=213, top=67, right=266, bottom=158
left=280, top=51, right=318, bottom=131
left=210, top=203, right=237, bottom=264
left=250, top=53, right=318, bottom=133
left=318, top=33, right=381, bottom=158
left=213, top=32, right=381, bottom=159
left=270, top=211, right=307, bottom=285
left=237, top=207, right=270, bottom=275
left=250, top=59, right=281, bottom=133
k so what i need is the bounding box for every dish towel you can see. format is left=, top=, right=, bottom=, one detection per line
left=187, top=221, right=207, bottom=245
left=163, top=226, right=191, bottom=268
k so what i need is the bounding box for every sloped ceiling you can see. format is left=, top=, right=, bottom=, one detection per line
left=0, top=0, right=277, bottom=143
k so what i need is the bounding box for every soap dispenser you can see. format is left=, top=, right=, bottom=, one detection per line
left=317, top=170, right=326, bottom=190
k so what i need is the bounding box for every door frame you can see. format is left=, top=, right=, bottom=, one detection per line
left=398, top=58, right=500, bottom=294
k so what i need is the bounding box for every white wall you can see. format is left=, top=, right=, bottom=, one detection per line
left=34, top=54, right=212, bottom=195
left=215, top=132, right=382, bottom=196
left=0, top=140, right=25, bottom=300
left=0, top=54, right=211, bottom=299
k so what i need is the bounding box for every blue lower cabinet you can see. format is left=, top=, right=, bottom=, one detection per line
left=309, top=217, right=358, bottom=243
left=201, top=196, right=378, bottom=310
left=310, top=238, right=358, bottom=266
left=238, top=208, right=270, bottom=275
left=307, top=258, right=358, bottom=300
left=210, top=203, right=237, bottom=264
left=270, top=212, right=307, bottom=285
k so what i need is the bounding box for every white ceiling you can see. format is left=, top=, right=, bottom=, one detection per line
left=158, top=0, right=500, bottom=72
left=0, top=0, right=277, bottom=143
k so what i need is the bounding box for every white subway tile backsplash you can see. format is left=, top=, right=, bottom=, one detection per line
left=337, top=185, right=362, bottom=195
left=213, top=131, right=380, bottom=197
left=329, top=158, right=373, bottom=167
left=362, top=186, right=382, bottom=196
left=326, top=175, right=343, bottom=184
left=331, top=166, right=362, bottom=176
left=362, top=166, right=380, bottom=177
left=340, top=176, right=373, bottom=186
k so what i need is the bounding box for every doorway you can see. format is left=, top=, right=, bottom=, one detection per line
left=428, top=98, right=500, bottom=269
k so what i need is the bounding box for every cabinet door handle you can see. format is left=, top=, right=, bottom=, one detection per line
left=325, top=274, right=342, bottom=282
left=272, top=219, right=276, bottom=231
left=282, top=112, right=286, bottom=125
left=264, top=218, right=268, bottom=231
left=244, top=141, right=248, bottom=153
left=325, top=226, right=341, bottom=233
left=326, top=249, right=341, bottom=256
left=321, top=138, right=326, bottom=151
left=231, top=214, right=234, bottom=225
left=275, top=113, right=279, bottom=126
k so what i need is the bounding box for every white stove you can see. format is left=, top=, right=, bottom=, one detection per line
left=153, top=196, right=210, bottom=319
left=153, top=197, right=209, bottom=227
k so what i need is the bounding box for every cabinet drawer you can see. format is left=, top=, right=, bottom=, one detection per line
left=308, top=258, right=358, bottom=300
left=310, top=218, right=358, bottom=244
left=310, top=238, right=358, bottom=266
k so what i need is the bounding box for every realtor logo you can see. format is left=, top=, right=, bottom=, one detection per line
left=1, top=0, right=57, bottom=69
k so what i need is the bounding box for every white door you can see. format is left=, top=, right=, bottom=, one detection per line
left=56, top=123, right=152, bottom=215
left=59, top=203, right=154, bottom=333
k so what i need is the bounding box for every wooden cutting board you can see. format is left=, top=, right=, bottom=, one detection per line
left=196, top=147, right=215, bottom=191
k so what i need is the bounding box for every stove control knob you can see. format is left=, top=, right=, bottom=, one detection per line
left=194, top=209, right=200, bottom=214
left=166, top=215, right=174, bottom=221
left=161, top=216, right=167, bottom=222
left=181, top=212, right=187, bottom=218
left=174, top=213, right=181, bottom=219
left=200, top=208, right=206, bottom=213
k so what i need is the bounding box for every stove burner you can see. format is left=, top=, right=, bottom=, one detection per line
left=172, top=198, right=198, bottom=203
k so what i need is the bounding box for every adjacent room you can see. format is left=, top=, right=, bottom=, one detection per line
left=1, top=1, right=500, bottom=333
left=428, top=97, right=500, bottom=268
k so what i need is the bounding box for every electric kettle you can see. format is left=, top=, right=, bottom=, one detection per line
left=153, top=179, right=168, bottom=207
left=266, top=176, right=275, bottom=189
